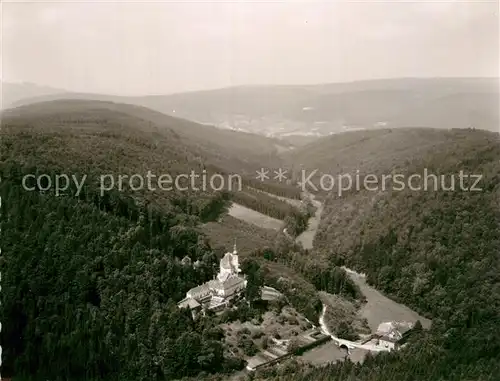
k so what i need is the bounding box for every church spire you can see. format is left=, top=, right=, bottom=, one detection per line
left=233, top=238, right=237, bottom=255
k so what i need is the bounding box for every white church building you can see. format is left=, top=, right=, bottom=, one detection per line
left=178, top=243, right=247, bottom=316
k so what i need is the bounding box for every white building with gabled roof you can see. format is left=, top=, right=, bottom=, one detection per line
left=375, top=321, right=414, bottom=350
left=178, top=242, right=246, bottom=315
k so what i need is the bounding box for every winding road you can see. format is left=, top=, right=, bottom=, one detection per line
left=318, top=302, right=390, bottom=352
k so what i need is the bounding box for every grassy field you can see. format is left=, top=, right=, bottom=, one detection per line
left=347, top=271, right=431, bottom=332
left=202, top=215, right=278, bottom=256
left=228, top=203, right=284, bottom=231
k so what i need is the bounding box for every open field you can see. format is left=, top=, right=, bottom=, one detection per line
left=228, top=202, right=284, bottom=231
left=346, top=270, right=432, bottom=331
left=202, top=215, right=278, bottom=256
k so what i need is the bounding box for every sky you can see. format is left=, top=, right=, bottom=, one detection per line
left=2, top=0, right=499, bottom=95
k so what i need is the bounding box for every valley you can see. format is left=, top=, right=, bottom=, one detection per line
left=343, top=268, right=431, bottom=332
left=3, top=0, right=499, bottom=379
left=1, top=83, right=499, bottom=381
left=4, top=78, right=499, bottom=140
left=212, top=124, right=499, bottom=381
left=224, top=189, right=432, bottom=364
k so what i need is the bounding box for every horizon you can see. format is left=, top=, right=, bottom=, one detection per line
left=4, top=75, right=499, bottom=98
left=3, top=1, right=498, bottom=96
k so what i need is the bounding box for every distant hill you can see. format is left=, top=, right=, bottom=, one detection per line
left=6, top=78, right=499, bottom=140
left=1, top=81, right=67, bottom=109
left=0, top=99, right=301, bottom=216
left=2, top=97, right=291, bottom=168
left=282, top=127, right=482, bottom=182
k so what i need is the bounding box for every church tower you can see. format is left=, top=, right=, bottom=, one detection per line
left=232, top=239, right=240, bottom=273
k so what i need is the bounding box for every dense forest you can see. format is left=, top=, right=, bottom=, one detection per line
left=3, top=99, right=500, bottom=381
left=0, top=162, right=358, bottom=380
left=0, top=163, right=246, bottom=380
left=270, top=129, right=500, bottom=381
left=0, top=100, right=318, bottom=380
left=0, top=99, right=301, bottom=221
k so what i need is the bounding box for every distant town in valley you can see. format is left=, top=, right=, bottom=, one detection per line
left=1, top=1, right=498, bottom=381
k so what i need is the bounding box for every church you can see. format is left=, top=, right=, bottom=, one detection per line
left=177, top=243, right=247, bottom=316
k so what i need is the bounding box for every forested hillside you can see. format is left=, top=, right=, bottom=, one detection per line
left=7, top=78, right=499, bottom=137
left=0, top=99, right=358, bottom=380
left=3, top=97, right=499, bottom=380
left=1, top=99, right=288, bottom=176
left=267, top=129, right=500, bottom=381
left=0, top=164, right=246, bottom=380
left=0, top=99, right=302, bottom=220
left=0, top=99, right=319, bottom=380
left=283, top=127, right=487, bottom=184
left=199, top=128, right=500, bottom=381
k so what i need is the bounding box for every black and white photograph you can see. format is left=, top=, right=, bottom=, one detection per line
left=0, top=1, right=499, bottom=380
